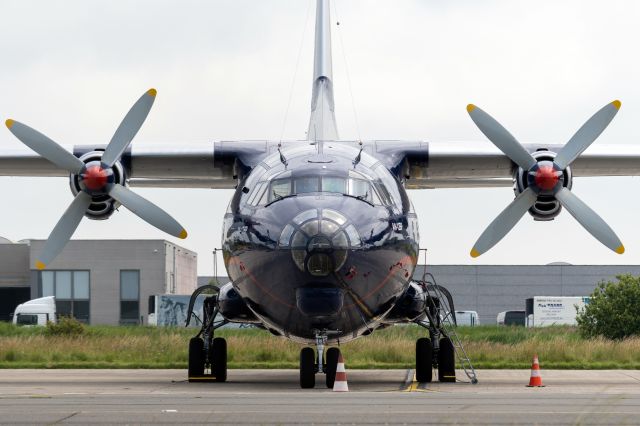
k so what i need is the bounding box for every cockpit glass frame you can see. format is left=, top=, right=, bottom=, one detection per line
left=271, top=178, right=292, bottom=199
left=260, top=167, right=392, bottom=207
left=294, top=177, right=320, bottom=194
left=322, top=177, right=346, bottom=193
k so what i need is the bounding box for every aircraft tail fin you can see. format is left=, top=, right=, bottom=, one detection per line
left=307, top=0, right=339, bottom=141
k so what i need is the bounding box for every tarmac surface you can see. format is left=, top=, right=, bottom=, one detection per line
left=0, top=369, right=639, bottom=424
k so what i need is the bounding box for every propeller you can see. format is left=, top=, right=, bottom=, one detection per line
left=467, top=100, right=623, bottom=257
left=5, top=89, right=188, bottom=270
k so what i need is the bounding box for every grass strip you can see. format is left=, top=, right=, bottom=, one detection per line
left=1, top=323, right=639, bottom=369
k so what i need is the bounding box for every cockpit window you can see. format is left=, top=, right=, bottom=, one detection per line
left=247, top=182, right=271, bottom=206
left=271, top=179, right=292, bottom=198
left=348, top=179, right=369, bottom=198
left=294, top=177, right=319, bottom=194
left=322, top=177, right=346, bottom=193
left=266, top=173, right=385, bottom=205
left=373, top=181, right=392, bottom=206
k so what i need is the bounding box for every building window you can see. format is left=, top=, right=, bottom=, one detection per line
left=39, top=270, right=90, bottom=323
left=120, top=270, right=140, bottom=325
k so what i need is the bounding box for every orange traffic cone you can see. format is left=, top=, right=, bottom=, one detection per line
left=526, top=354, right=545, bottom=387
left=333, top=353, right=349, bottom=392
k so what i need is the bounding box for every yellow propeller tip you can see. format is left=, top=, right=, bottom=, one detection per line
left=179, top=229, right=188, bottom=239
left=470, top=248, right=480, bottom=258
left=147, top=88, right=157, bottom=97
left=615, top=245, right=625, bottom=254
left=466, top=104, right=476, bottom=113
left=5, top=119, right=14, bottom=128
left=612, top=100, right=621, bottom=110
left=35, top=260, right=46, bottom=270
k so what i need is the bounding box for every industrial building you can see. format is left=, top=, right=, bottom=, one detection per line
left=0, top=238, right=197, bottom=325
left=415, top=264, right=640, bottom=324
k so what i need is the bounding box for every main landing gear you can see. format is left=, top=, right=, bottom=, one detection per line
left=186, top=284, right=230, bottom=382
left=414, top=287, right=456, bottom=383
left=414, top=276, right=478, bottom=384
left=300, top=331, right=342, bottom=389
left=415, top=334, right=456, bottom=383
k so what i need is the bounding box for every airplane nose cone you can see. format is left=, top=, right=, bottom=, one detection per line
left=279, top=208, right=362, bottom=277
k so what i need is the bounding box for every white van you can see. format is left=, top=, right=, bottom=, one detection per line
left=12, top=296, right=56, bottom=326
left=455, top=310, right=480, bottom=326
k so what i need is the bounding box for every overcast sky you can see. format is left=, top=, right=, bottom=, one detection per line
left=2, top=0, right=640, bottom=274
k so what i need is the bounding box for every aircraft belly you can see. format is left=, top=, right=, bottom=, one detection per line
left=224, top=243, right=414, bottom=343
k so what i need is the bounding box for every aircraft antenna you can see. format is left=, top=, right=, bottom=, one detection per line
left=278, top=143, right=289, bottom=168
left=352, top=141, right=363, bottom=167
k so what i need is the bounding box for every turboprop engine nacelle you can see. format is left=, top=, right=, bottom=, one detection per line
left=68, top=150, right=127, bottom=220
left=384, top=281, right=427, bottom=323
left=513, top=149, right=573, bottom=221
left=217, top=282, right=260, bottom=324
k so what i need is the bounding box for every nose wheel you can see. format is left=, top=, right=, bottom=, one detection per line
left=299, top=347, right=316, bottom=388
left=324, top=347, right=340, bottom=388
left=299, top=331, right=342, bottom=389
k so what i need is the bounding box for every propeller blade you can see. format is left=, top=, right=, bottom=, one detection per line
left=5, top=119, right=84, bottom=174
left=467, top=104, right=537, bottom=171
left=555, top=187, right=624, bottom=254
left=554, top=100, right=621, bottom=170
left=108, top=184, right=187, bottom=239
left=101, top=89, right=157, bottom=167
left=35, top=192, right=92, bottom=270
left=470, top=187, right=537, bottom=257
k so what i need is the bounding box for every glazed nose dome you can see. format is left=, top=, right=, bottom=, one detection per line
left=278, top=208, right=362, bottom=277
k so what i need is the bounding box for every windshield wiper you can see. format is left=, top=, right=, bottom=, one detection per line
left=265, top=191, right=297, bottom=207
left=341, top=192, right=374, bottom=206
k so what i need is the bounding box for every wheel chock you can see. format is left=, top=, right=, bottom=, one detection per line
left=188, top=375, right=217, bottom=383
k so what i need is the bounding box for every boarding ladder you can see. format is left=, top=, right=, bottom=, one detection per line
left=417, top=249, right=478, bottom=384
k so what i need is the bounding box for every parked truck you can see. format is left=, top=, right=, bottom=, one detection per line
left=12, top=296, right=56, bottom=326
left=525, top=296, right=589, bottom=327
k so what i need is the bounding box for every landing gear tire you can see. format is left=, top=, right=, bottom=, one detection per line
left=212, top=337, right=227, bottom=382
left=325, top=347, right=340, bottom=388
left=300, top=347, right=316, bottom=389
left=188, top=337, right=205, bottom=380
left=415, top=337, right=433, bottom=383
left=438, top=337, right=456, bottom=383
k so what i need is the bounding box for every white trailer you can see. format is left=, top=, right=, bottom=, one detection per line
left=525, top=296, right=590, bottom=327
left=12, top=296, right=56, bottom=326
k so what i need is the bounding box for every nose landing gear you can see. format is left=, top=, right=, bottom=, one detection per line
left=299, top=330, right=342, bottom=389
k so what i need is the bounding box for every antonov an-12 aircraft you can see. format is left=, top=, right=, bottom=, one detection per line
left=1, top=0, right=638, bottom=388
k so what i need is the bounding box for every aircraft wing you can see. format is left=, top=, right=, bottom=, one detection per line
left=370, top=140, right=640, bottom=189
left=3, top=139, right=640, bottom=189
left=0, top=141, right=270, bottom=189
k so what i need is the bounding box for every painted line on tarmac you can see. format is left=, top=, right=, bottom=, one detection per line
left=400, top=368, right=441, bottom=393
left=401, top=369, right=414, bottom=391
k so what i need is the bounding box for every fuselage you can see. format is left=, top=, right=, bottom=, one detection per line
left=222, top=142, right=419, bottom=343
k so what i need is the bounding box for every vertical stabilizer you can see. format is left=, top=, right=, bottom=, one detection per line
left=307, top=0, right=339, bottom=141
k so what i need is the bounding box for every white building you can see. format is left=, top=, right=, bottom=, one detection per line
left=0, top=238, right=197, bottom=325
